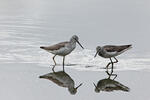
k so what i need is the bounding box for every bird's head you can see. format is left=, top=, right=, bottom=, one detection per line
left=70, top=35, right=84, bottom=49
left=94, top=46, right=102, bottom=57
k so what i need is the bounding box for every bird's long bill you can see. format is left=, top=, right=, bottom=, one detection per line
left=93, top=83, right=97, bottom=88
left=76, top=39, right=84, bottom=49
left=94, top=51, right=99, bottom=57
left=76, top=83, right=83, bottom=89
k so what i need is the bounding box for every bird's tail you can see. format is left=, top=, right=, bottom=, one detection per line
left=120, top=85, right=130, bottom=92
left=39, top=73, right=53, bottom=79
left=121, top=44, right=132, bottom=49
left=126, top=44, right=132, bottom=49
left=117, top=83, right=130, bottom=92
left=39, top=75, right=44, bottom=78
left=119, top=44, right=132, bottom=54
left=39, top=75, right=50, bottom=79
left=124, top=44, right=132, bottom=51
left=40, top=46, right=46, bottom=49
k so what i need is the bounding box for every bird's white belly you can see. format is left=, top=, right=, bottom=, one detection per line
left=100, top=51, right=118, bottom=58
left=104, top=52, right=118, bottom=58
left=50, top=46, right=75, bottom=56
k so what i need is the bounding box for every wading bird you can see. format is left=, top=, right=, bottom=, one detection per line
left=40, top=35, right=84, bottom=71
left=94, top=45, right=132, bottom=70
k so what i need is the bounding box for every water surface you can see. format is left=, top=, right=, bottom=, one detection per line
left=0, top=0, right=150, bottom=99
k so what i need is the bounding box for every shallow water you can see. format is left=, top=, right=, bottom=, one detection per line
left=0, top=0, right=150, bottom=99
left=1, top=63, right=150, bottom=100
left=0, top=0, right=150, bottom=71
left=0, top=12, right=150, bottom=71
left=0, top=31, right=150, bottom=71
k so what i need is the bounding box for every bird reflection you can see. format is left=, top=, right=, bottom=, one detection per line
left=93, top=70, right=130, bottom=93
left=39, top=69, right=82, bottom=95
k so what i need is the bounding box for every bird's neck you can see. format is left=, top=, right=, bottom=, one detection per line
left=70, top=39, right=76, bottom=43
left=70, top=42, right=76, bottom=49
left=69, top=40, right=77, bottom=47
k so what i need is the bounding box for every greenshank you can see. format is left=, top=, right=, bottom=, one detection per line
left=94, top=45, right=132, bottom=70
left=40, top=35, right=84, bottom=71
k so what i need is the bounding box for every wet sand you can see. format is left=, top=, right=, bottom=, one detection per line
left=0, top=63, right=149, bottom=100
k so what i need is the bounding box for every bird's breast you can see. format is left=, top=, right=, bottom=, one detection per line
left=98, top=51, right=108, bottom=58
left=67, top=42, right=76, bottom=51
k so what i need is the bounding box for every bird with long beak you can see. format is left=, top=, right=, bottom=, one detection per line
left=94, top=45, right=132, bottom=70
left=93, top=78, right=130, bottom=93
left=39, top=71, right=83, bottom=95
left=40, top=35, right=84, bottom=71
left=93, top=70, right=130, bottom=93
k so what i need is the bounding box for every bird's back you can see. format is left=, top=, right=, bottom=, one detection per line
left=40, top=41, right=69, bottom=51
left=99, top=45, right=132, bottom=58
left=39, top=71, right=74, bottom=87
left=97, top=79, right=130, bottom=92
left=103, top=45, right=132, bottom=52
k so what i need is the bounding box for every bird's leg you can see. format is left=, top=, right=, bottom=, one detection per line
left=110, top=58, right=114, bottom=74
left=106, top=70, right=111, bottom=79
left=52, top=55, right=57, bottom=71
left=63, top=56, right=65, bottom=71
left=112, top=57, right=118, bottom=80
left=112, top=74, right=117, bottom=80
left=106, top=58, right=113, bottom=72
left=113, top=57, right=118, bottom=63
left=109, top=57, right=118, bottom=72
left=106, top=67, right=117, bottom=80
left=106, top=63, right=111, bottom=72
left=110, top=57, right=118, bottom=80
left=52, top=65, right=56, bottom=72
left=52, top=55, right=57, bottom=66
left=106, top=59, right=112, bottom=72
left=110, top=70, right=117, bottom=80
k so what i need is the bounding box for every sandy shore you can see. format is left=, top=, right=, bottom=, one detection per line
left=0, top=63, right=149, bottom=100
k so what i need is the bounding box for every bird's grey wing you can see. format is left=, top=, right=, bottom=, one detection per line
left=39, top=72, right=66, bottom=87
left=104, top=45, right=131, bottom=52
left=114, top=81, right=130, bottom=91
left=40, top=41, right=69, bottom=51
